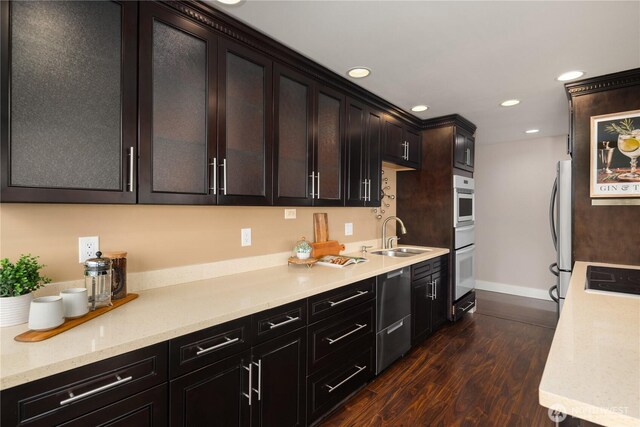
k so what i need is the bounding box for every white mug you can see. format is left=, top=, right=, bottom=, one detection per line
left=61, top=288, right=89, bottom=319
left=28, top=296, right=65, bottom=331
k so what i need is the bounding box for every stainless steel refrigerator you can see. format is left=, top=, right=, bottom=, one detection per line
left=549, top=160, right=572, bottom=316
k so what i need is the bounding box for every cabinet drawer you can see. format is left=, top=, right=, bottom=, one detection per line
left=432, top=255, right=448, bottom=273
left=1, top=343, right=167, bottom=426
left=169, top=317, right=251, bottom=379
left=308, top=277, right=375, bottom=322
left=308, top=300, right=375, bottom=373
left=307, top=346, right=374, bottom=424
left=411, top=260, right=432, bottom=281
left=251, top=299, right=306, bottom=345
left=59, top=383, right=167, bottom=427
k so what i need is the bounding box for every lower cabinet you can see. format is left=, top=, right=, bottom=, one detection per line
left=411, top=255, right=449, bottom=345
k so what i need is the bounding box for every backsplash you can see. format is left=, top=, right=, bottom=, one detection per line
left=0, top=169, right=396, bottom=283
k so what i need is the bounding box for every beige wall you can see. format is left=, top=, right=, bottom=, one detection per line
left=0, top=170, right=396, bottom=282
left=475, top=135, right=569, bottom=297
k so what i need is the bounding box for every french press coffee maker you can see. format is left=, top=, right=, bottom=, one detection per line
left=84, top=251, right=112, bottom=310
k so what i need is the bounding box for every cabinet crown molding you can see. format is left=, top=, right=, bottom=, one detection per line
left=421, top=114, right=477, bottom=134
left=565, top=68, right=640, bottom=99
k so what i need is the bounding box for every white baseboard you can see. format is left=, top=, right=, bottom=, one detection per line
left=475, top=280, right=552, bottom=301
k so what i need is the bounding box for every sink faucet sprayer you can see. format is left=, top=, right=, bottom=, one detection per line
left=382, top=216, right=407, bottom=249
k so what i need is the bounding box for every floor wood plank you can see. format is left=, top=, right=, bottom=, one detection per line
left=319, top=313, right=555, bottom=426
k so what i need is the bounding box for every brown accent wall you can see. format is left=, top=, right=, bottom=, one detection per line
left=568, top=69, right=640, bottom=265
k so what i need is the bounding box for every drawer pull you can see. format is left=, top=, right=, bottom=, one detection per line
left=326, top=323, right=367, bottom=345
left=328, top=290, right=368, bottom=307
left=59, top=375, right=133, bottom=406
left=267, top=315, right=300, bottom=329
left=196, top=336, right=239, bottom=356
left=459, top=301, right=475, bottom=312
left=325, top=365, right=366, bottom=393
left=387, top=319, right=404, bottom=334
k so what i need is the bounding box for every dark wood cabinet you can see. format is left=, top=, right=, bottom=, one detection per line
left=314, top=85, right=345, bottom=206
left=0, top=343, right=167, bottom=426
left=273, top=64, right=315, bottom=206
left=250, top=328, right=307, bottom=427
left=0, top=1, right=138, bottom=203
left=453, top=127, right=475, bottom=172
left=411, top=256, right=449, bottom=345
left=138, top=2, right=217, bottom=205
left=170, top=350, right=251, bottom=427
left=345, top=98, right=382, bottom=207
left=217, top=39, right=273, bottom=205
left=382, top=115, right=421, bottom=169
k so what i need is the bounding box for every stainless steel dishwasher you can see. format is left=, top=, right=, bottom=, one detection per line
left=376, top=267, right=411, bottom=374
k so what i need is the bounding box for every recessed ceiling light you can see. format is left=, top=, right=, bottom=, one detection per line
left=411, top=105, right=429, bottom=112
left=217, top=0, right=242, bottom=4
left=347, top=67, right=371, bottom=78
left=557, top=70, right=584, bottom=82
left=525, top=129, right=540, bottom=134
left=500, top=99, right=520, bottom=107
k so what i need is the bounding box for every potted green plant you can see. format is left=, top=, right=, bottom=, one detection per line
left=0, top=254, right=52, bottom=327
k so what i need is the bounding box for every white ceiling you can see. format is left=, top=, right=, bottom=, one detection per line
left=207, top=1, right=640, bottom=145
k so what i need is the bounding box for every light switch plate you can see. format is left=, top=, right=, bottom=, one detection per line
left=344, top=223, right=353, bottom=236
left=241, top=228, right=252, bottom=247
left=284, top=209, right=296, bottom=219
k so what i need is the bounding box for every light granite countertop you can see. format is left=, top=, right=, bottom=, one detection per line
left=0, top=246, right=448, bottom=390
left=539, top=261, right=640, bottom=427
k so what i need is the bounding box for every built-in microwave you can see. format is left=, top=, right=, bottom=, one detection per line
left=453, top=175, right=474, bottom=228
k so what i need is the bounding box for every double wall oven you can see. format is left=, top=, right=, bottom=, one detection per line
left=452, top=175, right=476, bottom=319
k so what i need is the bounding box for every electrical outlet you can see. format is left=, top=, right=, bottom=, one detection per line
left=241, top=228, right=252, bottom=247
left=284, top=209, right=296, bottom=219
left=79, top=236, right=100, bottom=263
left=345, top=223, right=353, bottom=236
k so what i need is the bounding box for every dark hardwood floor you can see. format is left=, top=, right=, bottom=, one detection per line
left=319, top=313, right=555, bottom=426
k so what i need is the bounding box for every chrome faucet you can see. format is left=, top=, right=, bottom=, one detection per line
left=382, top=216, right=407, bottom=249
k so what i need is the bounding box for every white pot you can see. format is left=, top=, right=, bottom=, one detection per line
left=0, top=293, right=33, bottom=327
left=296, top=252, right=311, bottom=260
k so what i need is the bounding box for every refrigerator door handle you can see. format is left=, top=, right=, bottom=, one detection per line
left=549, top=177, right=558, bottom=251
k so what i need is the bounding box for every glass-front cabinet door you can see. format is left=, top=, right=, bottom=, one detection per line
left=314, top=85, right=345, bottom=206
left=1, top=1, right=137, bottom=203
left=217, top=39, right=273, bottom=205
left=138, top=2, right=217, bottom=204
left=273, top=65, right=314, bottom=206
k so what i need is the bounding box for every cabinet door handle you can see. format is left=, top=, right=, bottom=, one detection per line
left=209, top=157, right=217, bottom=195
left=127, top=147, right=135, bottom=192
left=221, top=158, right=227, bottom=195
left=253, top=360, right=262, bottom=401
left=405, top=141, right=409, bottom=160
left=59, top=375, right=133, bottom=406
left=326, top=323, right=367, bottom=345
left=325, top=365, right=366, bottom=393
left=328, top=290, right=368, bottom=306
left=310, top=172, right=316, bottom=198
left=195, top=336, right=239, bottom=356
left=362, top=179, right=368, bottom=201
left=316, top=172, right=320, bottom=199
left=368, top=179, right=372, bottom=202
left=243, top=362, right=252, bottom=406
left=267, top=315, right=300, bottom=329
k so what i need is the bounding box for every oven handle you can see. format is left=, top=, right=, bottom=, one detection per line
left=455, top=245, right=475, bottom=255
left=456, top=224, right=475, bottom=232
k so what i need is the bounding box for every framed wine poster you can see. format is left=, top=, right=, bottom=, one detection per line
left=590, top=109, right=640, bottom=198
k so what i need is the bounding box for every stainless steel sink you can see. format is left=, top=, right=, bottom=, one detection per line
left=369, top=247, right=432, bottom=257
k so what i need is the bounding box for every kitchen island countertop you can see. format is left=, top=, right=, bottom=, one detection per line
left=0, top=246, right=448, bottom=390
left=539, top=261, right=640, bottom=427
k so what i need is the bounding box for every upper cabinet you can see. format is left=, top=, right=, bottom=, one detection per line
left=138, top=2, right=217, bottom=204
left=217, top=39, right=273, bottom=205
left=345, top=98, right=382, bottom=207
left=453, top=127, right=475, bottom=173
left=382, top=115, right=421, bottom=170
left=273, top=65, right=345, bottom=206
left=0, top=1, right=138, bottom=203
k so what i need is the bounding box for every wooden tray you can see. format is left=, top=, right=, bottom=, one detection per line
left=15, top=293, right=139, bottom=343
left=311, top=240, right=345, bottom=259
left=287, top=257, right=317, bottom=268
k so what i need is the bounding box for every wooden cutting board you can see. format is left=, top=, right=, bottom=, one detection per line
left=313, top=213, right=329, bottom=243
left=311, top=240, right=345, bottom=259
